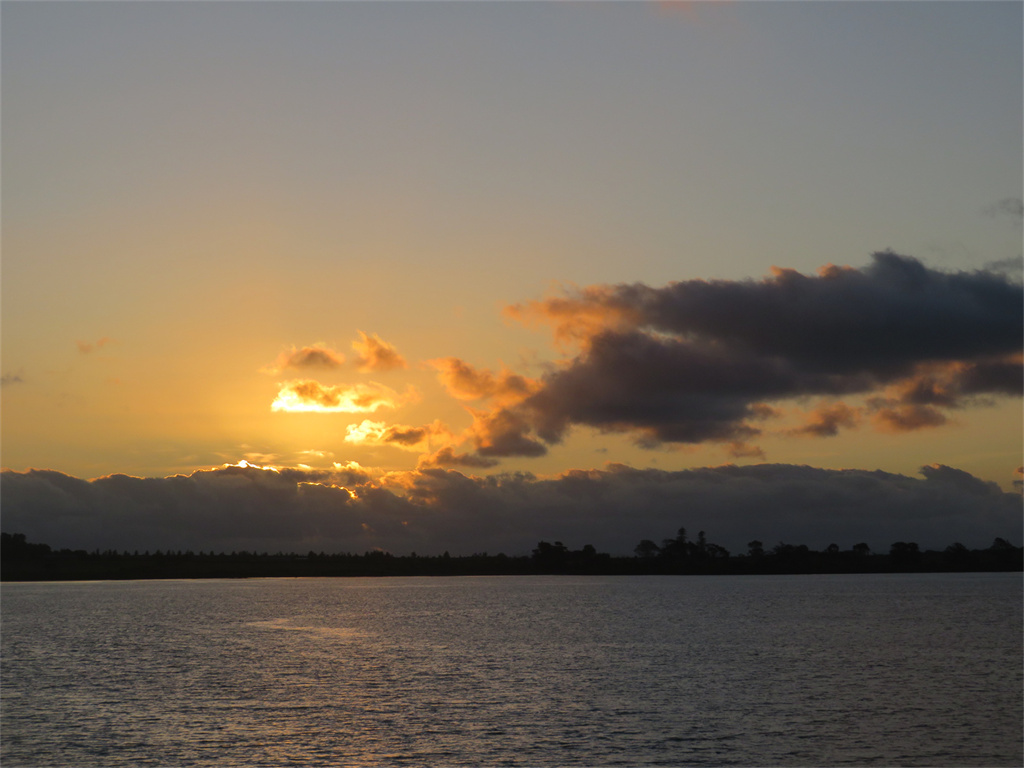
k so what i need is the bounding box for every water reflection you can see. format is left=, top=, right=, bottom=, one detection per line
left=2, top=574, right=1021, bottom=767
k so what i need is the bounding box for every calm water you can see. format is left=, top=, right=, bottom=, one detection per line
left=2, top=574, right=1021, bottom=767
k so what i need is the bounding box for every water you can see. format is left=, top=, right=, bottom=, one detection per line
left=2, top=574, right=1021, bottom=767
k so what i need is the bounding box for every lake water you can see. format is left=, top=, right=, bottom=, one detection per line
left=2, top=574, right=1021, bottom=767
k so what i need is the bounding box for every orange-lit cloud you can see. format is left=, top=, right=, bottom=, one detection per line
left=504, top=284, right=644, bottom=349
left=344, top=419, right=453, bottom=451
left=262, top=345, right=345, bottom=374
left=789, top=402, right=862, bottom=438
left=428, top=357, right=540, bottom=405
left=871, top=404, right=948, bottom=433
left=352, top=331, right=407, bottom=372
left=271, top=380, right=415, bottom=413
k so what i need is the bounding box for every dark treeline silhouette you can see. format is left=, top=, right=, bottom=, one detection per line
left=1, top=530, right=1021, bottom=581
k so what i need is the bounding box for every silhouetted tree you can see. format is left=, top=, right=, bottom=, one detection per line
left=661, top=527, right=688, bottom=560
left=943, top=542, right=971, bottom=570
left=705, top=543, right=730, bottom=559
left=889, top=541, right=921, bottom=568
left=634, top=539, right=661, bottom=558
left=747, top=540, right=764, bottom=558
left=532, top=540, right=569, bottom=562
left=691, top=530, right=709, bottom=560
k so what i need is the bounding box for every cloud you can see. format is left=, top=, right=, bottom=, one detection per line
left=2, top=462, right=1019, bottom=555
left=870, top=404, right=948, bottom=433
left=505, top=285, right=642, bottom=350
left=983, top=197, right=1024, bottom=226
left=788, top=402, right=861, bottom=438
left=985, top=256, right=1024, bottom=274
left=1, top=373, right=24, bottom=387
left=428, top=357, right=540, bottom=404
left=499, top=252, right=1021, bottom=451
left=262, top=345, right=345, bottom=374
left=345, top=419, right=454, bottom=452
left=726, top=442, right=766, bottom=460
left=469, top=406, right=548, bottom=457
left=77, top=337, right=113, bottom=355
left=271, top=380, right=416, bottom=413
left=261, top=334, right=405, bottom=376
left=416, top=447, right=500, bottom=470
left=352, top=331, right=407, bottom=372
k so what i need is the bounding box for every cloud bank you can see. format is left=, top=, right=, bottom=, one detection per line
left=464, top=252, right=1022, bottom=457
left=2, top=462, right=1018, bottom=556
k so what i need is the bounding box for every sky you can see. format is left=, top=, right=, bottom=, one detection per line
left=2, top=1, right=1021, bottom=556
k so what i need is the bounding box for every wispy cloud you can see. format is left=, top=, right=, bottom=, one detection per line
left=982, top=197, right=1024, bottom=226
left=76, top=337, right=113, bottom=355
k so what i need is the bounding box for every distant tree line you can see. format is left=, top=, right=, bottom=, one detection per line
left=1, top=529, right=1020, bottom=581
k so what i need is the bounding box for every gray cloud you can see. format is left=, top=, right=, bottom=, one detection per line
left=2, top=463, right=1019, bottom=556
left=983, top=197, right=1024, bottom=226
left=506, top=252, right=1021, bottom=449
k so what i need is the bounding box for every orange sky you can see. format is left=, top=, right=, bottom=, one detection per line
left=2, top=2, right=1020, bottom=554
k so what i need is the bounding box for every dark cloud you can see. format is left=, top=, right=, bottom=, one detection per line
left=1, top=373, right=24, bottom=387
left=416, top=447, right=500, bottom=470
left=470, top=407, right=548, bottom=457
left=590, top=252, right=1020, bottom=373
left=504, top=252, right=1021, bottom=449
left=2, top=463, right=1019, bottom=556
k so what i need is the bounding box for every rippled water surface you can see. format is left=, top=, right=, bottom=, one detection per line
left=2, top=574, right=1021, bottom=766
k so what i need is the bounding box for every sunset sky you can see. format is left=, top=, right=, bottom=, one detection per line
left=2, top=1, right=1021, bottom=556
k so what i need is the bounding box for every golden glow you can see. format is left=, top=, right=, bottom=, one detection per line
left=344, top=419, right=455, bottom=452
left=225, top=459, right=280, bottom=472
left=271, top=380, right=415, bottom=413
left=345, top=420, right=389, bottom=443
